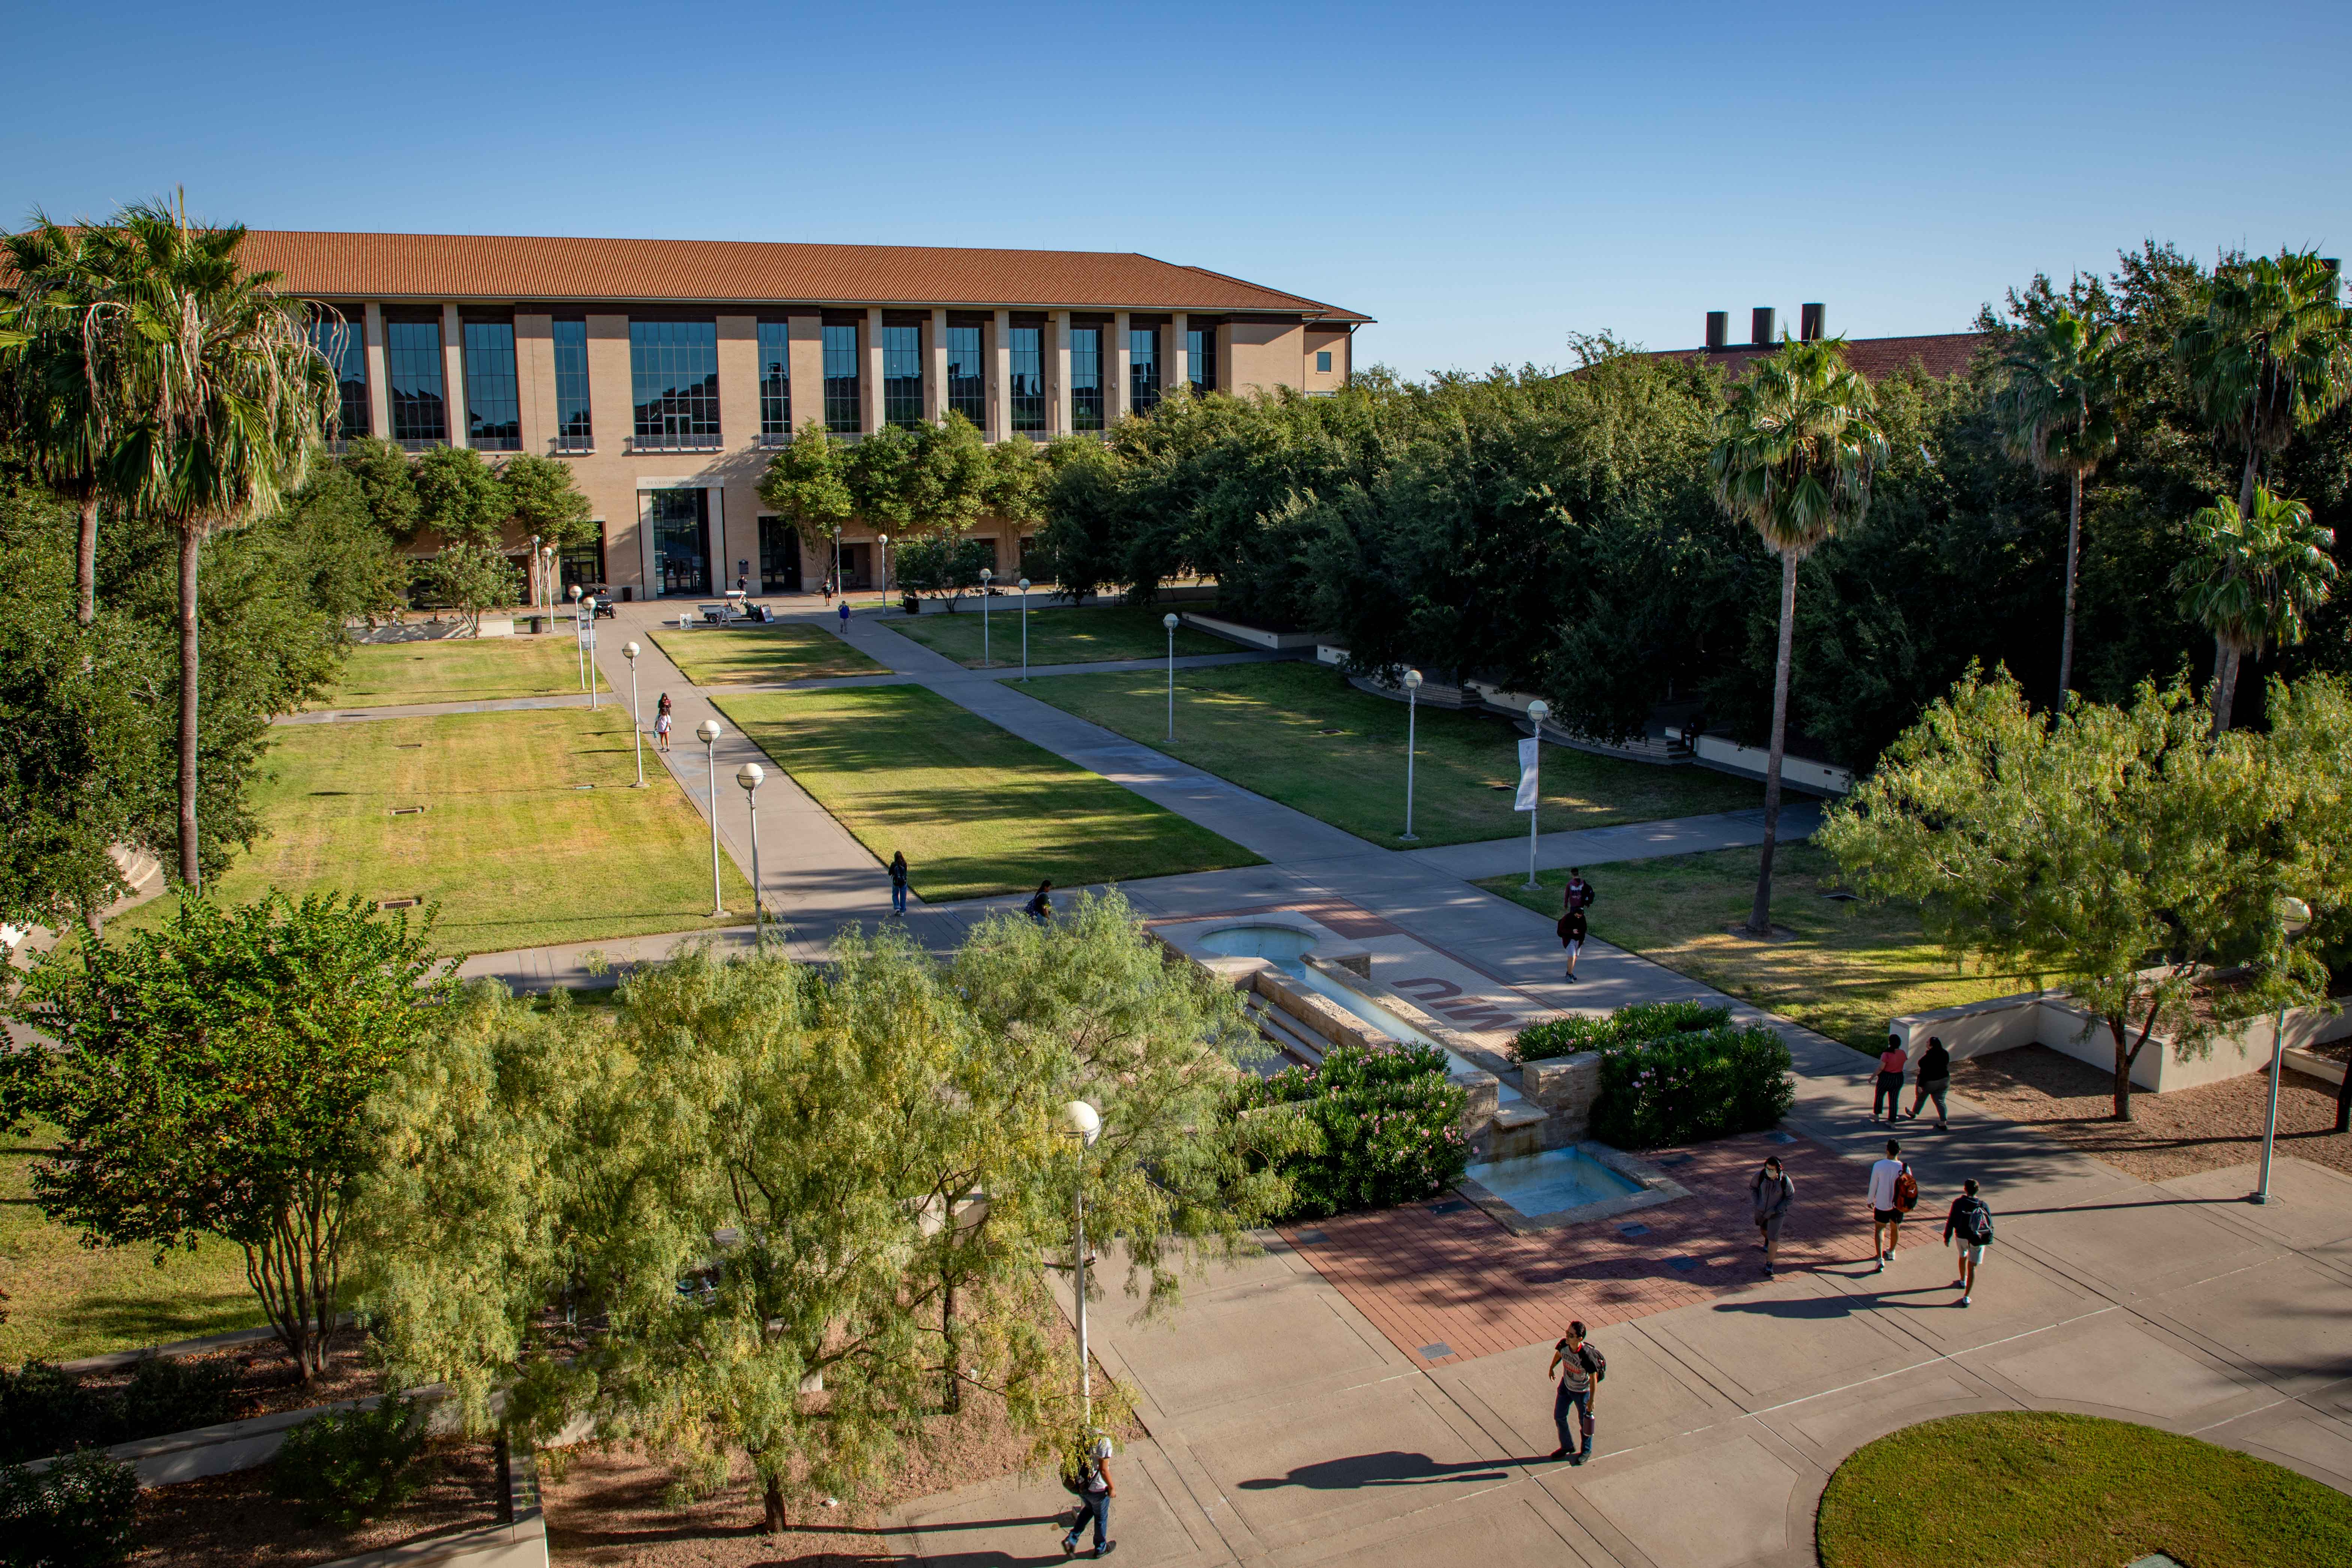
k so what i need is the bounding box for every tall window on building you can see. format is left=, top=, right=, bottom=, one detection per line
left=1009, top=327, right=1045, bottom=434
left=384, top=320, right=446, bottom=449
left=552, top=319, right=593, bottom=451
left=1070, top=327, right=1102, bottom=432
left=642, top=487, right=711, bottom=596
left=463, top=321, right=521, bottom=450
left=946, top=325, right=985, bottom=425
left=823, top=324, right=861, bottom=433
left=1130, top=327, right=1159, bottom=418
left=309, top=316, right=369, bottom=446
left=1188, top=327, right=1213, bottom=394
left=630, top=320, right=721, bottom=450
left=758, top=321, right=792, bottom=444
left=882, top=324, right=923, bottom=428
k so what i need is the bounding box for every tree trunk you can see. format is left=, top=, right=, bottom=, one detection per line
left=763, top=1471, right=790, bottom=1535
left=2238, top=443, right=2258, bottom=521
left=2211, top=637, right=2241, bottom=736
left=2334, top=1061, right=2351, bottom=1135
left=76, top=491, right=99, bottom=628
left=1746, top=549, right=1799, bottom=937
left=2057, top=470, right=2082, bottom=700
left=942, top=1273, right=962, bottom=1415
left=2109, top=1018, right=2135, bottom=1122
left=177, top=527, right=203, bottom=890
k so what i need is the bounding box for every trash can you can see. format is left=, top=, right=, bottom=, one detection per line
left=527, top=614, right=546, bottom=634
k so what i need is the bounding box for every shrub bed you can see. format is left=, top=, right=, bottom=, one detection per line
left=0, top=1448, right=139, bottom=1567
left=1237, top=1042, right=1469, bottom=1220
left=1512, top=999, right=1730, bottom=1062
left=1588, top=1025, right=1794, bottom=1149
left=0, top=1356, right=240, bottom=1464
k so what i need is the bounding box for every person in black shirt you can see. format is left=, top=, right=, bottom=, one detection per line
left=1943, top=1178, right=1994, bottom=1307
left=1026, top=879, right=1054, bottom=925
left=1904, top=1035, right=1952, bottom=1130
left=1563, top=870, right=1595, bottom=914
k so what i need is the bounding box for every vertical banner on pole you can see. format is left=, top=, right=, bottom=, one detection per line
left=1513, top=738, right=1540, bottom=811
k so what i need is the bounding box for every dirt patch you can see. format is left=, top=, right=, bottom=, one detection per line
left=1951, top=1045, right=2352, bottom=1182
left=132, top=1437, right=499, bottom=1568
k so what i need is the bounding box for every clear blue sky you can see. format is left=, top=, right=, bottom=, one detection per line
left=7, top=0, right=2344, bottom=378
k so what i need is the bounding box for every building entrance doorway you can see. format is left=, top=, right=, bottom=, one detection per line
left=642, top=489, right=709, bottom=596
left=841, top=542, right=872, bottom=591
left=758, top=516, right=803, bottom=594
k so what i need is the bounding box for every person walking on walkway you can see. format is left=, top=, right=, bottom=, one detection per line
left=1026, top=878, right=1054, bottom=925
left=889, top=851, right=909, bottom=917
left=1751, top=1154, right=1794, bottom=1277
left=1904, top=1035, right=1952, bottom=1130
left=657, top=691, right=673, bottom=721
left=1548, top=1321, right=1604, bottom=1465
left=1564, top=869, right=1596, bottom=914
left=837, top=598, right=852, bottom=634
left=1059, top=1431, right=1115, bottom=1558
left=1867, top=1140, right=1913, bottom=1273
left=654, top=711, right=673, bottom=752
left=1944, top=1178, right=1994, bottom=1307
left=1557, top=904, right=1588, bottom=982
left=1873, top=1034, right=1908, bottom=1122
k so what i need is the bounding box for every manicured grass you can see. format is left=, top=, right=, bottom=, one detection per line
left=1817, top=1412, right=2352, bottom=1568
left=1025, top=661, right=1761, bottom=848
left=114, top=706, right=754, bottom=955
left=649, top=624, right=886, bottom=685
left=714, top=686, right=1261, bottom=901
left=1477, top=842, right=2040, bottom=1054
left=889, top=601, right=1234, bottom=669
left=2, top=1123, right=262, bottom=1365
left=327, top=635, right=582, bottom=708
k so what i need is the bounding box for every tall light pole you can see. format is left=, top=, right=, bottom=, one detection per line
left=569, top=583, right=584, bottom=691
left=1522, top=699, right=1550, bottom=891
left=1163, top=612, right=1181, bottom=742
left=623, top=641, right=645, bottom=787
left=2253, top=895, right=2315, bottom=1205
left=583, top=597, right=599, bottom=710
left=1063, top=1099, right=1102, bottom=1420
left=697, top=719, right=726, bottom=918
left=736, top=762, right=766, bottom=930
left=876, top=533, right=890, bottom=610
left=980, top=567, right=994, bottom=666
left=1400, top=669, right=1423, bottom=842
left=1018, top=577, right=1031, bottom=680
left=530, top=533, right=543, bottom=612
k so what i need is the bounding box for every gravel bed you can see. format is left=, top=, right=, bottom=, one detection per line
left=132, top=1437, right=498, bottom=1568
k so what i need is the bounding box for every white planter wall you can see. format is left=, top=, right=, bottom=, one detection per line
left=1893, top=989, right=2352, bottom=1091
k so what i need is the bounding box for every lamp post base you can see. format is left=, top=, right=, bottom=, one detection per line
left=1399, top=833, right=1418, bottom=842
left=2249, top=1192, right=2270, bottom=1205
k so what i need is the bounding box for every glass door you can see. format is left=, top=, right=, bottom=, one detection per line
left=758, top=517, right=803, bottom=594
left=641, top=489, right=709, bottom=597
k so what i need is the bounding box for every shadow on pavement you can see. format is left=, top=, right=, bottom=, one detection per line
left=1236, top=1450, right=1521, bottom=1490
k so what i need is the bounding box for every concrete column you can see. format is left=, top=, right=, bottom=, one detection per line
left=440, top=303, right=468, bottom=447
left=586, top=314, right=636, bottom=589
left=363, top=303, right=390, bottom=439
left=863, top=307, right=884, bottom=435
left=1050, top=310, right=1072, bottom=437
left=1167, top=312, right=1188, bottom=393
left=788, top=315, right=822, bottom=437
left=1109, top=310, right=1132, bottom=422
left=989, top=309, right=1011, bottom=441
left=1215, top=322, right=1234, bottom=398
left=926, top=308, right=948, bottom=423
left=716, top=315, right=759, bottom=581
left=514, top=313, right=553, bottom=455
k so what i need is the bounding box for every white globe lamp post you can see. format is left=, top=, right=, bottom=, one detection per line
left=1163, top=612, right=1181, bottom=742
left=1522, top=700, right=1550, bottom=890
left=1063, top=1099, right=1102, bottom=1417
left=736, top=762, right=766, bottom=928
left=1400, top=669, right=1423, bottom=842
left=697, top=718, right=725, bottom=917
left=623, top=641, right=644, bottom=786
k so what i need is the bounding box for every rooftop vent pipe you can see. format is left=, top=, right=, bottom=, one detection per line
left=1704, top=311, right=1728, bottom=350
left=1751, top=307, right=1776, bottom=346
left=1800, top=303, right=1826, bottom=341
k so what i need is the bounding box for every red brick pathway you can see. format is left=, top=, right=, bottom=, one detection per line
left=1280, top=1132, right=1873, bottom=1367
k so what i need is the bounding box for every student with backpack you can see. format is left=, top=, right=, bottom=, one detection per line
left=1547, top=1321, right=1606, bottom=1465
left=1943, top=1178, right=1994, bottom=1307
left=1904, top=1035, right=1952, bottom=1130
left=1866, top=1139, right=1916, bottom=1273
left=1750, top=1154, right=1794, bottom=1277
left=1556, top=905, right=1588, bottom=982
left=1058, top=1431, right=1115, bottom=1558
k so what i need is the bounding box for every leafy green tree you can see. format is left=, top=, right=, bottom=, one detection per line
left=499, top=452, right=595, bottom=600
left=2, top=892, right=445, bottom=1377
left=757, top=420, right=855, bottom=585
left=1992, top=306, right=2120, bottom=697
left=893, top=533, right=994, bottom=608
left=268, top=466, right=409, bottom=627
left=2176, top=249, right=2352, bottom=519
left=0, top=219, right=121, bottom=627
left=1818, top=671, right=2327, bottom=1119
left=410, top=444, right=511, bottom=548
left=2174, top=487, right=2338, bottom=733
left=339, top=435, right=422, bottom=543
left=420, top=541, right=520, bottom=635
left=1709, top=336, right=1887, bottom=935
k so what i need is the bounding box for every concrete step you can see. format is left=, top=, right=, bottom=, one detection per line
left=1244, top=995, right=1325, bottom=1067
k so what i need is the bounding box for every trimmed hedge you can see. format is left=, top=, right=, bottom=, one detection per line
left=1237, top=1042, right=1470, bottom=1220
left=1512, top=1000, right=1730, bottom=1063
left=1588, top=1025, right=1794, bottom=1150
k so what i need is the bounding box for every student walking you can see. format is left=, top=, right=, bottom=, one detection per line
left=837, top=598, right=852, bottom=633
left=1557, top=905, right=1588, bottom=982
left=1873, top=1034, right=1909, bottom=1122
left=1866, top=1140, right=1914, bottom=1273
left=1751, top=1154, right=1794, bottom=1276
left=1944, top=1179, right=1994, bottom=1307
left=1058, top=1432, right=1115, bottom=1558
left=654, top=711, right=673, bottom=752
left=1548, top=1321, right=1605, bottom=1465
left=889, top=851, right=909, bottom=917
left=1026, top=878, right=1054, bottom=925
left=822, top=572, right=834, bottom=605
left=1564, top=869, right=1596, bottom=914
left=657, top=691, right=673, bottom=721
left=1904, top=1035, right=1952, bottom=1130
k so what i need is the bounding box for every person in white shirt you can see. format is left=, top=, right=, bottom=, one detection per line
left=1062, top=1432, right=1115, bottom=1559
left=1866, top=1140, right=1910, bottom=1273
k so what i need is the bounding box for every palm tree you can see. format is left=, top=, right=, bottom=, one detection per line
left=1991, top=307, right=2119, bottom=699
left=2176, top=250, right=2352, bottom=518
left=2173, top=486, right=2337, bottom=734
left=1, top=219, right=120, bottom=626
left=93, top=200, right=334, bottom=889
left=1709, top=337, right=1887, bottom=937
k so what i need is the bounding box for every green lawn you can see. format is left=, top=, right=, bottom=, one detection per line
left=1477, top=842, right=2040, bottom=1054
left=1817, top=1412, right=2352, bottom=1568
left=889, top=602, right=1234, bottom=669
left=115, top=706, right=754, bottom=955
left=714, top=686, right=1261, bottom=901
left=649, top=624, right=887, bottom=685
left=326, top=634, right=583, bottom=708
left=1025, top=661, right=1761, bottom=848
left=2, top=1123, right=262, bottom=1365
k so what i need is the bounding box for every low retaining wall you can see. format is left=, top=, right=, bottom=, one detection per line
left=1892, top=988, right=2352, bottom=1092
left=1180, top=612, right=1318, bottom=651
left=1519, top=1053, right=1603, bottom=1134
left=1675, top=732, right=1852, bottom=794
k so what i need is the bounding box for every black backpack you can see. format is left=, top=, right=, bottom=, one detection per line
left=1559, top=1339, right=1606, bottom=1382
left=1958, top=1199, right=1994, bottom=1246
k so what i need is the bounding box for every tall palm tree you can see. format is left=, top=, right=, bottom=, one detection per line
left=93, top=200, right=334, bottom=889
left=2176, top=250, right=2352, bottom=518
left=1, top=219, right=120, bottom=626
left=1991, top=307, right=2119, bottom=699
left=1709, top=337, right=1887, bottom=937
left=2173, top=486, right=2336, bottom=734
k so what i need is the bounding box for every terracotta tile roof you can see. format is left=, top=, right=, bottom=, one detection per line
left=204, top=230, right=1373, bottom=322
left=1641, top=332, right=1986, bottom=382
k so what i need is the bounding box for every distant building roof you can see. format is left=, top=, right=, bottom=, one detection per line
left=1644, top=332, right=1986, bottom=382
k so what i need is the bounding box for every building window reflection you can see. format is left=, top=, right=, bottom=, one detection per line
left=552, top=319, right=592, bottom=451
left=1009, top=327, right=1045, bottom=434
left=882, top=324, right=923, bottom=428
left=758, top=321, right=792, bottom=443
left=1070, top=326, right=1102, bottom=432
left=384, top=320, right=446, bottom=449
left=1130, top=327, right=1159, bottom=417
left=823, top=323, right=861, bottom=433
left=309, top=315, right=369, bottom=446
left=463, top=321, right=521, bottom=451
left=630, top=320, right=721, bottom=450
left=1188, top=327, right=1213, bottom=394
left=946, top=325, right=985, bottom=425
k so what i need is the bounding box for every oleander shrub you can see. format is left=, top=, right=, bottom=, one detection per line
left=0, top=1448, right=140, bottom=1568
left=1512, top=1000, right=1730, bottom=1062
left=1588, top=1025, right=1794, bottom=1149
left=0, top=1357, right=237, bottom=1464
left=1237, top=1042, right=1470, bottom=1220
left=270, top=1395, right=433, bottom=1529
